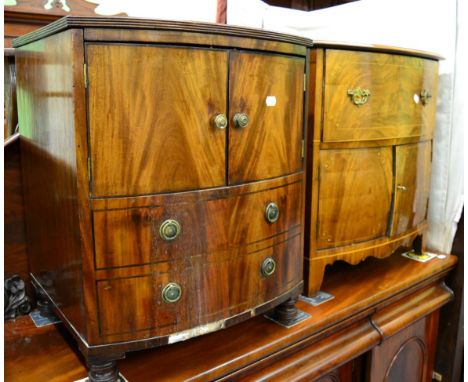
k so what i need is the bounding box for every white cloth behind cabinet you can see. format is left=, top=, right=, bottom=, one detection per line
left=227, top=0, right=464, bottom=253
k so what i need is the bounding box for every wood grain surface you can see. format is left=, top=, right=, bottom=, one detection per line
left=322, top=50, right=439, bottom=142
left=391, top=141, right=432, bottom=235
left=16, top=29, right=86, bottom=336
left=87, top=44, right=227, bottom=197
left=228, top=51, right=304, bottom=184
left=317, top=147, right=393, bottom=248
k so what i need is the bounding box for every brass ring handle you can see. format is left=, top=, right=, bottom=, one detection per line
left=397, top=185, right=407, bottom=191
left=261, top=257, right=276, bottom=277
left=233, top=113, right=249, bottom=128
left=420, top=89, right=432, bottom=106
left=347, top=88, right=371, bottom=106
left=265, top=202, right=279, bottom=224
left=162, top=282, right=182, bottom=303
left=213, top=113, right=228, bottom=129
left=159, top=219, right=181, bottom=241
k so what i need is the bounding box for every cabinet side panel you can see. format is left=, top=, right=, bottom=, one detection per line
left=16, top=29, right=85, bottom=336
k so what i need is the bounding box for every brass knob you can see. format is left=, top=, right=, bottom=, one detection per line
left=397, top=184, right=407, bottom=191
left=265, top=202, right=279, bottom=224
left=347, top=88, right=371, bottom=106
left=261, top=257, right=276, bottom=277
left=233, top=113, right=249, bottom=128
left=420, top=89, right=432, bottom=106
left=159, top=219, right=181, bottom=241
left=213, top=113, right=227, bottom=129
left=162, top=282, right=182, bottom=303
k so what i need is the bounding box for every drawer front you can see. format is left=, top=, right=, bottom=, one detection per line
left=96, top=232, right=303, bottom=338
left=93, top=180, right=303, bottom=269
left=317, top=148, right=393, bottom=248
left=323, top=50, right=438, bottom=142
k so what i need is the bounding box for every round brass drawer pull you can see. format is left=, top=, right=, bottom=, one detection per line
left=233, top=112, right=249, bottom=128
left=347, top=88, right=371, bottom=106
left=159, top=219, right=181, bottom=241
left=213, top=113, right=228, bottom=129
left=265, top=202, right=279, bottom=224
left=261, top=257, right=276, bottom=277
left=162, top=282, right=182, bottom=303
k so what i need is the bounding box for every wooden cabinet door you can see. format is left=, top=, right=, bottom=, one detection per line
left=87, top=44, right=227, bottom=197
left=317, top=147, right=393, bottom=248
left=228, top=51, right=304, bottom=184
left=391, top=141, right=432, bottom=236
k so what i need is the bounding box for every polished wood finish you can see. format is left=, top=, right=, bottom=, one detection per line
left=87, top=44, right=227, bottom=196
left=305, top=46, right=440, bottom=295
left=323, top=50, right=438, bottom=143
left=317, top=147, right=392, bottom=248
left=4, top=254, right=456, bottom=381
left=229, top=51, right=304, bottom=184
left=15, top=19, right=307, bottom=379
left=4, top=134, right=29, bottom=282
left=391, top=141, right=432, bottom=235
left=12, top=16, right=312, bottom=48
left=16, top=29, right=86, bottom=336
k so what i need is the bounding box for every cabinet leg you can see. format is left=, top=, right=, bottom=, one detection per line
left=413, top=234, right=423, bottom=255
left=304, top=258, right=328, bottom=297
left=34, top=284, right=55, bottom=318
left=273, top=297, right=299, bottom=326
left=88, top=359, right=120, bottom=382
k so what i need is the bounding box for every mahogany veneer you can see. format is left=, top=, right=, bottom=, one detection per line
left=305, top=45, right=440, bottom=295
left=14, top=16, right=309, bottom=381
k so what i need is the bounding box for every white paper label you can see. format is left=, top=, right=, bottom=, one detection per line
left=266, top=96, right=277, bottom=107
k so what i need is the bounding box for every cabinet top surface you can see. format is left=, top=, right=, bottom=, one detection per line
left=12, top=15, right=312, bottom=48
left=12, top=16, right=442, bottom=60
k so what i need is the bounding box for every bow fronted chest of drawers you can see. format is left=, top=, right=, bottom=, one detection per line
left=14, top=16, right=310, bottom=379
left=304, top=45, right=440, bottom=295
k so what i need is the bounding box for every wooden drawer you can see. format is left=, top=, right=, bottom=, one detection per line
left=322, top=50, right=438, bottom=142
left=96, top=235, right=302, bottom=338
left=93, top=180, right=302, bottom=269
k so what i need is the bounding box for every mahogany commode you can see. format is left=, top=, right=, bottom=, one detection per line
left=14, top=16, right=310, bottom=380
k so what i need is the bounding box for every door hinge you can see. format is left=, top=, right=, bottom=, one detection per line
left=301, top=139, right=305, bottom=158
left=303, top=73, right=307, bottom=92
left=84, top=63, right=88, bottom=88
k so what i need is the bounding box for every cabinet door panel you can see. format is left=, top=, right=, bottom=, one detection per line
left=391, top=141, right=432, bottom=235
left=317, top=148, right=393, bottom=248
left=87, top=44, right=227, bottom=197
left=229, top=51, right=304, bottom=184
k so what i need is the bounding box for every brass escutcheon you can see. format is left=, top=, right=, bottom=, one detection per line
left=213, top=113, right=228, bottom=129
left=233, top=112, right=249, bottom=128
left=162, top=282, right=182, bottom=303
left=420, top=89, right=432, bottom=106
left=347, top=88, right=371, bottom=106
left=261, top=257, right=276, bottom=277
left=159, top=219, right=181, bottom=241
left=265, top=202, right=279, bottom=224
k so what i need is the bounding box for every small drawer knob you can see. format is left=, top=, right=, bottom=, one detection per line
left=160, top=219, right=181, bottom=241
left=420, top=89, right=432, bottom=106
left=162, top=282, right=182, bottom=303
left=233, top=113, right=249, bottom=128
left=261, top=257, right=276, bottom=277
left=265, top=202, right=279, bottom=224
left=397, top=184, right=407, bottom=191
left=213, top=113, right=228, bottom=129
left=347, top=88, right=371, bottom=106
